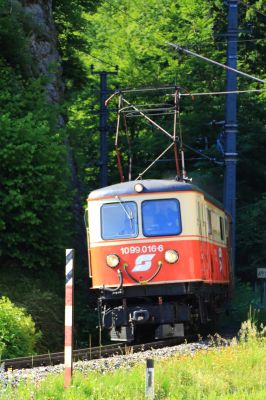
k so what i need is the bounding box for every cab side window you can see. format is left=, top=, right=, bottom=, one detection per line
left=207, top=209, right=212, bottom=235
left=219, top=216, right=225, bottom=241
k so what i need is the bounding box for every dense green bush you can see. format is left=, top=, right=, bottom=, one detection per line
left=0, top=268, right=65, bottom=353
left=0, top=296, right=41, bottom=359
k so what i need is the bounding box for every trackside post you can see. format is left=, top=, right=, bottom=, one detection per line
left=64, top=249, right=75, bottom=389
left=145, top=358, right=154, bottom=399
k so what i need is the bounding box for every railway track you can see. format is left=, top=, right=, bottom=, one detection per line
left=1, top=338, right=183, bottom=371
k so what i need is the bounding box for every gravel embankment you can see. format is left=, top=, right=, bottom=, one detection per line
left=0, top=339, right=230, bottom=390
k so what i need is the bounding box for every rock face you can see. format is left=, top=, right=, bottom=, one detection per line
left=20, top=1, right=87, bottom=266
left=22, top=0, right=63, bottom=103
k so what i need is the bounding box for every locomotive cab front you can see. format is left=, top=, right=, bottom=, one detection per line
left=87, top=179, right=231, bottom=342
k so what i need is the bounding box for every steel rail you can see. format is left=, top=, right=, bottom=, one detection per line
left=1, top=338, right=184, bottom=371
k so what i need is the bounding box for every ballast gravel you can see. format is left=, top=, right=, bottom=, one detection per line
left=0, top=339, right=230, bottom=391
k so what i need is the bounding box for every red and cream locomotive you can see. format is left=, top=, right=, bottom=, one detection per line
left=86, top=179, right=232, bottom=342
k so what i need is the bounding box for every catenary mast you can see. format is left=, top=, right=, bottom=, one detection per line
left=224, top=0, right=238, bottom=277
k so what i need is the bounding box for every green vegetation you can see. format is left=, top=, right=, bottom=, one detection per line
left=0, top=1, right=73, bottom=351
left=0, top=296, right=41, bottom=359
left=216, top=281, right=266, bottom=332
left=0, top=0, right=34, bottom=75
left=0, top=64, right=72, bottom=270
left=0, top=0, right=265, bottom=353
left=0, top=321, right=265, bottom=399
left=0, top=271, right=65, bottom=353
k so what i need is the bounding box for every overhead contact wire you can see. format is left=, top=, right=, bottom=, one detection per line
left=180, top=89, right=266, bottom=96
left=166, top=42, right=265, bottom=84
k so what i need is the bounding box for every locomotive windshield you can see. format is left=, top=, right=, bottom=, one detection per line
left=142, top=199, right=181, bottom=237
left=101, top=201, right=138, bottom=239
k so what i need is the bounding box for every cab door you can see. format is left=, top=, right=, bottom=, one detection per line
left=206, top=207, right=214, bottom=282
left=197, top=201, right=207, bottom=280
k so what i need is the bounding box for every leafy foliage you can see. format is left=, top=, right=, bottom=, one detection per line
left=237, top=194, right=266, bottom=278
left=0, top=296, right=41, bottom=359
left=217, top=280, right=266, bottom=332
left=0, top=268, right=65, bottom=352
left=0, top=0, right=35, bottom=75
left=0, top=59, right=73, bottom=269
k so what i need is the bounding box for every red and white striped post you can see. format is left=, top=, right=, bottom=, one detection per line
left=64, top=249, right=74, bottom=389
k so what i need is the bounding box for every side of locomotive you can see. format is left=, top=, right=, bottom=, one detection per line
left=86, top=179, right=232, bottom=342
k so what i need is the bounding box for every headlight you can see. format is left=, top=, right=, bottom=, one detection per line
left=164, top=249, right=179, bottom=264
left=106, top=254, right=120, bottom=268
left=134, top=183, right=144, bottom=193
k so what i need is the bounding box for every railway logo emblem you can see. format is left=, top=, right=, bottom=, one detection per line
left=132, top=254, right=155, bottom=272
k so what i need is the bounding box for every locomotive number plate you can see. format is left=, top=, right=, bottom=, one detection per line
left=120, top=244, right=164, bottom=255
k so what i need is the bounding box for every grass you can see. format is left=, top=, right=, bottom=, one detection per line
left=1, top=321, right=265, bottom=399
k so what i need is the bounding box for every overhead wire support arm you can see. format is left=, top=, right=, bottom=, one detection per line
left=166, top=42, right=265, bottom=84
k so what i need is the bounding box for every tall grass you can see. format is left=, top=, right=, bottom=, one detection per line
left=1, top=320, right=265, bottom=400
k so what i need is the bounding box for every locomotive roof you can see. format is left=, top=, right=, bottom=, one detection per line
left=88, top=179, right=225, bottom=210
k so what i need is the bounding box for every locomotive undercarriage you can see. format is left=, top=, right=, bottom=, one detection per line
left=98, top=282, right=228, bottom=342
